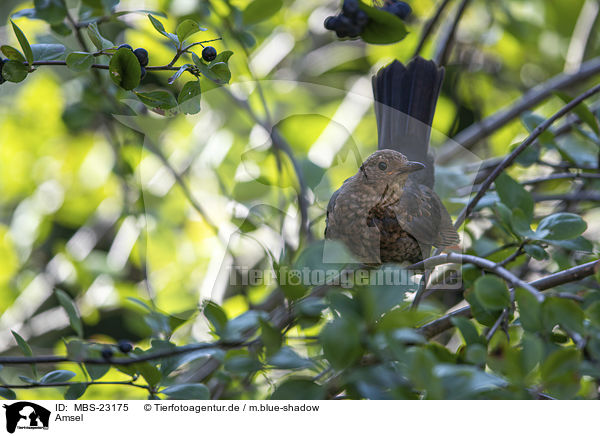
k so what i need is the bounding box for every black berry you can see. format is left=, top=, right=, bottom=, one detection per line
left=101, top=347, right=113, bottom=360
left=384, top=1, right=412, bottom=20
left=202, top=46, right=217, bottom=62
left=118, top=340, right=133, bottom=353
left=324, top=16, right=339, bottom=30
left=133, top=48, right=149, bottom=67
left=0, top=59, right=5, bottom=85
left=140, top=66, right=146, bottom=80
left=355, top=10, right=369, bottom=27
left=118, top=44, right=133, bottom=51
left=342, top=0, right=360, bottom=17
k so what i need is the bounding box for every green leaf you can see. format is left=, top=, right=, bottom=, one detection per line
left=87, top=22, right=114, bottom=51
left=259, top=318, right=282, bottom=356
left=11, top=20, right=33, bottom=65
left=161, top=383, right=210, bottom=400
left=242, top=0, right=283, bottom=25
left=66, top=52, right=95, bottom=72
left=211, top=50, right=234, bottom=64
left=268, top=347, right=313, bottom=369
left=178, top=80, right=202, bottom=114
left=271, top=378, right=326, bottom=400
left=135, top=91, right=178, bottom=110
left=0, top=387, right=16, bottom=400
left=137, top=362, right=162, bottom=387
left=33, top=0, right=67, bottom=24
left=320, top=317, right=362, bottom=369
left=536, top=213, right=587, bottom=241
left=540, top=348, right=581, bottom=399
left=148, top=14, right=180, bottom=47
left=40, top=370, right=76, bottom=384
left=585, top=301, right=600, bottom=327
left=209, top=62, right=231, bottom=84
left=555, top=91, right=600, bottom=135
left=464, top=287, right=503, bottom=327
left=515, top=287, right=542, bottom=332
left=523, top=244, right=548, bottom=260
left=203, top=300, right=228, bottom=334
left=176, top=19, right=205, bottom=43
left=451, top=318, right=484, bottom=346
left=109, top=47, right=141, bottom=90
left=224, top=354, right=262, bottom=373
left=358, top=1, right=408, bottom=44
left=31, top=43, right=65, bottom=61
left=542, top=297, right=585, bottom=335
left=64, top=383, right=87, bottom=400
left=1, top=45, right=26, bottom=62
left=85, top=364, right=109, bottom=380
left=11, top=330, right=33, bottom=357
left=51, top=22, right=72, bottom=36
left=474, top=275, right=511, bottom=311
left=495, top=172, right=533, bottom=224
left=55, top=289, right=83, bottom=337
left=2, top=60, right=29, bottom=82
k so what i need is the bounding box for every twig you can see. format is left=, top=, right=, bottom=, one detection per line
left=454, top=83, right=600, bottom=228
left=0, top=380, right=150, bottom=392
left=532, top=191, right=600, bottom=203
left=417, top=260, right=599, bottom=339
left=437, top=56, right=600, bottom=163
left=413, top=0, right=453, bottom=58
left=524, top=172, right=600, bottom=185
left=485, top=308, right=508, bottom=341
left=434, top=0, right=471, bottom=66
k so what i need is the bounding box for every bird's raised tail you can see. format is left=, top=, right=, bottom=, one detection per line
left=372, top=57, right=444, bottom=188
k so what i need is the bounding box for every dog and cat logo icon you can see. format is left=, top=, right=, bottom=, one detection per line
left=2, top=402, right=50, bottom=433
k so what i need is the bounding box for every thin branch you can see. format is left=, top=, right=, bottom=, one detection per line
left=1, top=380, right=150, bottom=391
left=453, top=83, right=600, bottom=228
left=437, top=56, right=600, bottom=164
left=0, top=340, right=254, bottom=366
left=532, top=191, right=600, bottom=203
left=417, top=260, right=599, bottom=339
left=413, top=0, right=453, bottom=58
left=485, top=308, right=508, bottom=341
left=434, top=0, right=471, bottom=66
left=524, top=172, right=600, bottom=185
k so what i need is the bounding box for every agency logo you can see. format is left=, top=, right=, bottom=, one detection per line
left=2, top=402, right=50, bottom=434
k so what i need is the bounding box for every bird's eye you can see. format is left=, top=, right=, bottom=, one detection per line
left=378, top=162, right=387, bottom=171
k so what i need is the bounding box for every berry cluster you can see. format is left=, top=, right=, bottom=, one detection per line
left=202, top=46, right=217, bottom=62
left=118, top=44, right=149, bottom=79
left=381, top=0, right=412, bottom=20
left=324, top=0, right=369, bottom=38
left=0, top=58, right=5, bottom=84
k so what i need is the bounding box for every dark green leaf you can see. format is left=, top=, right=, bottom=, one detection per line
left=203, top=300, right=228, bottom=334
left=523, top=244, right=548, bottom=260
left=543, top=297, right=585, bottom=335
left=109, top=47, right=141, bottom=90
left=11, top=20, right=33, bottom=65
left=259, top=318, right=282, bottom=356
left=495, top=172, right=533, bottom=224
left=161, top=383, right=210, bottom=400
left=271, top=378, right=326, bottom=400
left=585, top=301, right=600, bottom=327
left=224, top=355, right=262, bottom=373
left=320, top=317, right=362, bottom=369
left=268, top=347, right=313, bottom=369
left=176, top=19, right=205, bottom=43
left=148, top=14, right=179, bottom=46
left=536, top=213, right=587, bottom=240
left=243, top=0, right=283, bottom=25
left=66, top=52, right=94, bottom=72
left=11, top=330, right=33, bottom=357
left=192, top=53, right=230, bottom=84
left=2, top=60, right=28, bottom=82
left=451, top=318, right=484, bottom=346
left=515, top=287, right=542, bottom=332
left=33, top=0, right=67, bottom=24
left=85, top=364, right=109, bottom=380
left=55, top=289, right=83, bottom=337
left=40, top=370, right=76, bottom=384
left=521, top=111, right=555, bottom=144
left=178, top=80, right=202, bottom=115
left=0, top=388, right=16, bottom=400
left=474, top=275, right=511, bottom=311
left=87, top=22, right=114, bottom=51
left=1, top=45, right=26, bottom=62
left=31, top=43, right=65, bottom=61
left=137, top=362, right=162, bottom=387
left=211, top=50, right=234, bottom=64
left=464, top=287, right=502, bottom=327
left=51, top=22, right=72, bottom=36
left=64, top=383, right=87, bottom=400
left=135, top=91, right=178, bottom=110
left=358, top=1, right=408, bottom=44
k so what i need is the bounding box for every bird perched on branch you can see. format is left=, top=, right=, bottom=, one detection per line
left=325, top=57, right=459, bottom=264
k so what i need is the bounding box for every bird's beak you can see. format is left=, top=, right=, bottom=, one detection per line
left=401, top=161, right=425, bottom=173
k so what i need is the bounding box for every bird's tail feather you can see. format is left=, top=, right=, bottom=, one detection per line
left=372, top=57, right=444, bottom=187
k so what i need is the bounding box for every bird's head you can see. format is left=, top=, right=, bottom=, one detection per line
left=358, top=150, right=424, bottom=184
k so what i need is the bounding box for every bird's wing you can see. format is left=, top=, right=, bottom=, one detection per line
left=324, top=187, right=341, bottom=238
left=396, top=183, right=459, bottom=247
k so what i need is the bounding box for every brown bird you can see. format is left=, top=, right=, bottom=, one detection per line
left=325, top=57, right=459, bottom=264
